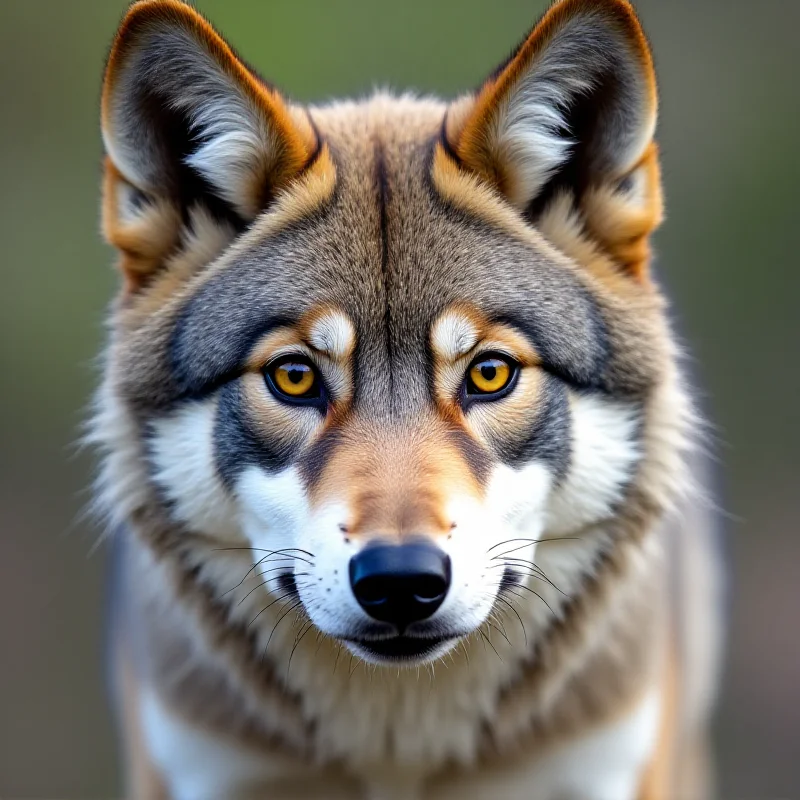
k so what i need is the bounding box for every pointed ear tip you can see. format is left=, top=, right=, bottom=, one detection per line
left=105, top=0, right=191, bottom=75
left=106, top=0, right=213, bottom=69
left=540, top=0, right=658, bottom=107
left=552, top=0, right=642, bottom=24
left=101, top=0, right=224, bottom=129
left=119, top=0, right=205, bottom=26
left=549, top=0, right=654, bottom=51
left=452, top=0, right=657, bottom=141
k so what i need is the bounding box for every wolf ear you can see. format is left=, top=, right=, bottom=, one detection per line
left=101, top=0, right=316, bottom=288
left=447, top=0, right=661, bottom=278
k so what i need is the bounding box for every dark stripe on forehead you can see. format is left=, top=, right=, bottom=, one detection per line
left=213, top=382, right=298, bottom=488
left=376, top=137, right=394, bottom=408
left=496, top=374, right=571, bottom=480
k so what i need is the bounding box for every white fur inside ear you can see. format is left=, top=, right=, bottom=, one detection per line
left=545, top=393, right=642, bottom=536
left=104, top=22, right=280, bottom=220
left=492, top=59, right=588, bottom=208
left=486, top=13, right=653, bottom=209
left=149, top=399, right=240, bottom=538
left=168, top=31, right=275, bottom=218
left=183, top=99, right=275, bottom=218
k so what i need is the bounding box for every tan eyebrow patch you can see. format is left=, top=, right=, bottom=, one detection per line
left=242, top=309, right=354, bottom=403
left=305, top=309, right=356, bottom=360
left=244, top=327, right=305, bottom=371
left=431, top=307, right=543, bottom=409
left=431, top=309, right=480, bottom=362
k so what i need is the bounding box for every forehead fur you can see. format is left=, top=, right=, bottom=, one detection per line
left=110, top=92, right=669, bottom=419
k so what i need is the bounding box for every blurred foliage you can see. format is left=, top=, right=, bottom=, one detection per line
left=0, top=0, right=797, bottom=796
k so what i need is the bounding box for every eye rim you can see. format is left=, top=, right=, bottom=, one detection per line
left=461, top=352, right=520, bottom=407
left=263, top=355, right=326, bottom=409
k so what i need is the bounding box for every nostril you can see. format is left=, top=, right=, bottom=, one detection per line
left=410, top=574, right=447, bottom=603
left=352, top=575, right=389, bottom=606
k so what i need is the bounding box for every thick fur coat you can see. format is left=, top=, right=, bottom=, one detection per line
left=93, top=1, right=725, bottom=797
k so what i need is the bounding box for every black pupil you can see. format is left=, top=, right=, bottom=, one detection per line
left=480, top=364, right=497, bottom=382
left=287, top=366, right=306, bottom=384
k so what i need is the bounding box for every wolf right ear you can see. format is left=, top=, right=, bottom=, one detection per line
left=101, top=0, right=316, bottom=289
left=446, top=0, right=662, bottom=279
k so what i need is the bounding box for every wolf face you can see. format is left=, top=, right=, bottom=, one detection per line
left=96, top=0, right=686, bottom=675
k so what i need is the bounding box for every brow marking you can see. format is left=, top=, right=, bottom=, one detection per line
left=307, top=309, right=356, bottom=360
left=431, top=310, right=480, bottom=362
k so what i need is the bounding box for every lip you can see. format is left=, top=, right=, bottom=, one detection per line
left=345, top=635, right=453, bottom=661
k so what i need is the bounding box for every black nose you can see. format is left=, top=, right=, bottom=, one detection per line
left=349, top=541, right=451, bottom=630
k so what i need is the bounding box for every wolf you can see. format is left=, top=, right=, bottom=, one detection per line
left=93, top=0, right=725, bottom=797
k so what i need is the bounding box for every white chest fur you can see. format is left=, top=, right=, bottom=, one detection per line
left=427, top=689, right=661, bottom=800
left=141, top=687, right=660, bottom=800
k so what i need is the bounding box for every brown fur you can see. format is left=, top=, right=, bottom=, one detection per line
left=103, top=92, right=697, bottom=789
left=94, top=2, right=723, bottom=796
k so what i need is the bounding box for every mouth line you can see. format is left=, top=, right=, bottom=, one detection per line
left=344, top=634, right=455, bottom=660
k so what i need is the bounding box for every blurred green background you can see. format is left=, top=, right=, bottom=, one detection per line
left=1, top=0, right=797, bottom=796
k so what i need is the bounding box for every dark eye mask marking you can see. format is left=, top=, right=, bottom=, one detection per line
left=297, top=426, right=342, bottom=490
left=494, top=374, right=572, bottom=480
left=213, top=382, right=300, bottom=488
left=489, top=306, right=609, bottom=392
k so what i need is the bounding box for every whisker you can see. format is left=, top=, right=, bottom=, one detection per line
left=487, top=538, right=540, bottom=555
left=349, top=653, right=361, bottom=679
left=490, top=556, right=550, bottom=577
left=333, top=641, right=343, bottom=675
left=247, top=587, right=300, bottom=628
left=503, top=584, right=558, bottom=618
left=221, top=553, right=275, bottom=598
left=479, top=628, right=503, bottom=662
left=287, top=621, right=315, bottom=678
left=494, top=594, right=528, bottom=646
left=488, top=537, right=582, bottom=557
left=214, top=546, right=315, bottom=558
left=460, top=639, right=471, bottom=668
left=492, top=560, right=567, bottom=597
left=263, top=600, right=305, bottom=659
left=254, top=565, right=310, bottom=580
left=213, top=547, right=314, bottom=566
left=237, top=571, right=311, bottom=606
left=513, top=571, right=567, bottom=597
left=486, top=618, right=511, bottom=646
left=219, top=548, right=315, bottom=597
left=486, top=607, right=510, bottom=640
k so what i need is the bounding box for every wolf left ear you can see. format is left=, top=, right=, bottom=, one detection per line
left=447, top=0, right=662, bottom=278
left=101, top=0, right=316, bottom=288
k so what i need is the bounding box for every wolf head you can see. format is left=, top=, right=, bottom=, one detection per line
left=96, top=0, right=687, bottom=669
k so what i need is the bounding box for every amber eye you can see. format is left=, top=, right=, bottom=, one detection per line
left=265, top=357, right=322, bottom=404
left=466, top=355, right=516, bottom=398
